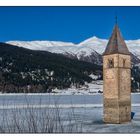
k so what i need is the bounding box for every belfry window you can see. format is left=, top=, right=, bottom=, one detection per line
left=123, top=59, right=126, bottom=67
left=108, top=59, right=114, bottom=68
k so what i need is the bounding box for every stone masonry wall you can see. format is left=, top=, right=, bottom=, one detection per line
left=103, top=54, right=131, bottom=123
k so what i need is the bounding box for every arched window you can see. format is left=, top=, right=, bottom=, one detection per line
left=108, top=59, right=114, bottom=68
left=123, top=59, right=126, bottom=67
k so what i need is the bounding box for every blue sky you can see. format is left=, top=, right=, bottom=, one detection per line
left=0, top=7, right=140, bottom=43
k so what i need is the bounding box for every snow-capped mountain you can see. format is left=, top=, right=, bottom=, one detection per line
left=7, top=41, right=76, bottom=54
left=7, top=37, right=106, bottom=55
left=7, top=37, right=103, bottom=65
left=7, top=36, right=140, bottom=65
left=78, top=36, right=107, bottom=54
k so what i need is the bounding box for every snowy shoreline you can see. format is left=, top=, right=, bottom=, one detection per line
left=0, top=80, right=139, bottom=96
left=0, top=92, right=139, bottom=96
left=0, top=93, right=102, bottom=96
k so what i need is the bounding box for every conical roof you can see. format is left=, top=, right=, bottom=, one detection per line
left=103, top=24, right=130, bottom=55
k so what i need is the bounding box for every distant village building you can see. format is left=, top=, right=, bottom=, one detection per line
left=103, top=22, right=131, bottom=123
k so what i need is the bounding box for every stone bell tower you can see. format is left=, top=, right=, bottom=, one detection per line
left=103, top=22, right=131, bottom=124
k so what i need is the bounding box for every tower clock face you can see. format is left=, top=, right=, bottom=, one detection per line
left=105, top=70, right=114, bottom=79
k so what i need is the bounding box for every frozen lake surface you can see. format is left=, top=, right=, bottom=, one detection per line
left=0, top=94, right=140, bottom=133
left=0, top=94, right=103, bottom=106
left=0, top=93, right=139, bottom=106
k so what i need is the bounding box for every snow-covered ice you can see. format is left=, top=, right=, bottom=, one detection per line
left=0, top=93, right=139, bottom=133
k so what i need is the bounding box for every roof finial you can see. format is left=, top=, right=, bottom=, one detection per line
left=115, top=15, right=118, bottom=25
left=115, top=11, right=118, bottom=25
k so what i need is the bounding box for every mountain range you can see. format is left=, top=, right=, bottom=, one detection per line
left=7, top=36, right=140, bottom=65
left=0, top=36, right=140, bottom=93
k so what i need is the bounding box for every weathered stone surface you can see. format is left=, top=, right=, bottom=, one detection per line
left=103, top=54, right=131, bottom=124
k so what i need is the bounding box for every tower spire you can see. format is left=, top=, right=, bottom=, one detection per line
left=103, top=20, right=130, bottom=55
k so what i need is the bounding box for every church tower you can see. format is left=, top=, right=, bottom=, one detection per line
left=103, top=22, right=131, bottom=123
